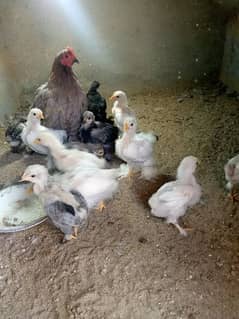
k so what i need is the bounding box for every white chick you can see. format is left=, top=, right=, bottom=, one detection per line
left=21, top=108, right=67, bottom=155
left=110, top=90, right=136, bottom=131
left=61, top=163, right=129, bottom=210
left=224, top=154, right=239, bottom=191
left=21, top=165, right=89, bottom=242
left=148, top=156, right=201, bottom=236
left=34, top=130, right=106, bottom=172
left=115, top=117, right=158, bottom=180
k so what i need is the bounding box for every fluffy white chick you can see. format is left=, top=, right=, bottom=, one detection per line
left=224, top=154, right=239, bottom=191
left=21, top=108, right=67, bottom=155
left=34, top=130, right=106, bottom=172
left=115, top=117, right=158, bottom=180
left=61, top=163, right=129, bottom=210
left=110, top=90, right=136, bottom=131
left=21, top=165, right=89, bottom=242
left=148, top=156, right=201, bottom=236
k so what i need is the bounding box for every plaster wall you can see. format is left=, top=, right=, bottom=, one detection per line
left=0, top=0, right=225, bottom=118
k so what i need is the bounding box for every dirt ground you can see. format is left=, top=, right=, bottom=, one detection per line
left=0, top=89, right=239, bottom=319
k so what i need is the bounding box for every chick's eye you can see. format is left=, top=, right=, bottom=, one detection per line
left=130, top=123, right=134, bottom=126
left=33, top=113, right=36, bottom=116
left=31, top=175, right=36, bottom=178
left=116, top=95, right=119, bottom=98
left=88, top=117, right=91, bottom=120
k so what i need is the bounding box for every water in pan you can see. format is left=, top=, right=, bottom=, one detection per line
left=0, top=182, right=46, bottom=232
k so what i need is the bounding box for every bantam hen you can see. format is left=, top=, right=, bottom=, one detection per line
left=21, top=165, right=89, bottom=243
left=110, top=90, right=135, bottom=132
left=116, top=117, right=158, bottom=180
left=148, top=156, right=201, bottom=236
left=78, top=111, right=118, bottom=161
left=31, top=47, right=88, bottom=140
left=34, top=130, right=106, bottom=172
left=21, top=108, right=67, bottom=155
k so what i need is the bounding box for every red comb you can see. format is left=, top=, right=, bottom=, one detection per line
left=66, top=46, right=76, bottom=56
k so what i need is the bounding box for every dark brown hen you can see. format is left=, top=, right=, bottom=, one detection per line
left=32, top=47, right=88, bottom=140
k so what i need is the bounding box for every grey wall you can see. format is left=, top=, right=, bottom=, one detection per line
left=0, top=0, right=226, bottom=118
left=221, top=14, right=239, bottom=91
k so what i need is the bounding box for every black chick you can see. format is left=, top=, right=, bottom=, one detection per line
left=5, top=114, right=26, bottom=153
left=78, top=111, right=119, bottom=161
left=87, top=81, right=113, bottom=124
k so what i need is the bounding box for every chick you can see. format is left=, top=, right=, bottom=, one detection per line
left=148, top=156, right=201, bottom=236
left=61, top=163, right=129, bottom=211
left=87, top=81, right=108, bottom=122
left=224, top=154, right=239, bottom=191
left=116, top=117, right=158, bottom=180
left=110, top=90, right=135, bottom=132
left=5, top=115, right=26, bottom=153
left=78, top=111, right=118, bottom=161
left=21, top=108, right=67, bottom=155
left=34, top=130, right=106, bottom=172
left=21, top=165, right=89, bottom=242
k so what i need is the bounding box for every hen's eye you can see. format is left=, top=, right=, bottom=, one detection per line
left=31, top=174, right=36, bottom=178
left=33, top=113, right=36, bottom=116
left=65, top=54, right=69, bottom=58
left=88, top=117, right=91, bottom=120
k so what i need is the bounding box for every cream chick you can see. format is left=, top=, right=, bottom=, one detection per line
left=148, top=156, right=201, bottom=236
left=116, top=117, right=158, bottom=180
left=21, top=108, right=67, bottom=155
left=34, top=130, right=106, bottom=172
left=21, top=164, right=89, bottom=242
left=110, top=90, right=135, bottom=131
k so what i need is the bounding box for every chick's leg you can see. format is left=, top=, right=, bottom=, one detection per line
left=96, top=201, right=106, bottom=212
left=26, top=185, right=33, bottom=196
left=62, top=234, right=77, bottom=243
left=228, top=191, right=239, bottom=203
left=174, top=223, right=188, bottom=237
left=73, top=226, right=78, bottom=238
left=128, top=168, right=137, bottom=180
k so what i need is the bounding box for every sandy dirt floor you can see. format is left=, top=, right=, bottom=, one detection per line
left=0, top=89, right=239, bottom=319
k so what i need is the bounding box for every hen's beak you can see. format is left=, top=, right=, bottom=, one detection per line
left=74, top=58, right=79, bottom=64
left=109, top=95, right=116, bottom=101
left=124, top=122, right=129, bottom=132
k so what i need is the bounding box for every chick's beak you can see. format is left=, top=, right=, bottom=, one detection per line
left=20, top=174, right=30, bottom=182
left=124, top=122, right=129, bottom=132
left=109, top=95, right=116, bottom=101
left=34, top=138, right=40, bottom=144
left=38, top=113, right=44, bottom=120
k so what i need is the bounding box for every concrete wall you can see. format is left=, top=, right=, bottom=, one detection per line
left=221, top=14, right=239, bottom=91
left=0, top=0, right=226, bottom=118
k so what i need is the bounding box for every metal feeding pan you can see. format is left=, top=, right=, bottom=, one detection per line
left=0, top=182, right=47, bottom=233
